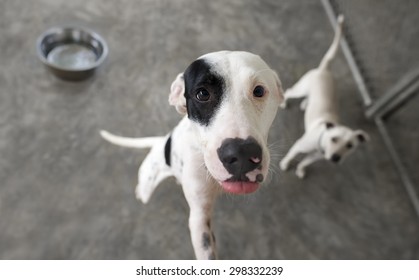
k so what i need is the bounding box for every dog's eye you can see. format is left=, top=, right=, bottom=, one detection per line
left=196, top=89, right=211, bottom=102
left=253, top=85, right=265, bottom=98
left=346, top=142, right=353, bottom=149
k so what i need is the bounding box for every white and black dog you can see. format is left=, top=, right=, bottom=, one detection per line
left=280, top=16, right=369, bottom=179
left=100, top=51, right=283, bottom=259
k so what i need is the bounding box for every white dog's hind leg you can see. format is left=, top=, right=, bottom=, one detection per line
left=136, top=138, right=173, bottom=204
left=100, top=130, right=172, bottom=203
left=295, top=152, right=323, bottom=179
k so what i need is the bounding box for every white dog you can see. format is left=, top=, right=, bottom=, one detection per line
left=100, top=51, right=283, bottom=259
left=280, top=16, right=369, bottom=179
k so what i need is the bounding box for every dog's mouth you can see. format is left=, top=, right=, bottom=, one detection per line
left=220, top=181, right=260, bottom=194
left=218, top=171, right=264, bottom=194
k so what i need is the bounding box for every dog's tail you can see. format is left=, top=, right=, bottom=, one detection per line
left=319, top=15, right=344, bottom=70
left=100, top=130, right=162, bottom=149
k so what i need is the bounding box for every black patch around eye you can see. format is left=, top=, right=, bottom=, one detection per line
left=346, top=142, right=353, bottom=149
left=253, top=85, right=265, bottom=97
left=183, top=59, right=225, bottom=126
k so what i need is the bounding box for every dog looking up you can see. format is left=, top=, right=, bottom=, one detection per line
left=280, top=15, right=369, bottom=179
left=101, top=51, right=283, bottom=259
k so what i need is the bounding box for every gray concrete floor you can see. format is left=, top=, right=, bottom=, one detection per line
left=1, top=0, right=418, bottom=259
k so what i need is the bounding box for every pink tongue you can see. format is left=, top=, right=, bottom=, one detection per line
left=221, top=182, right=259, bottom=194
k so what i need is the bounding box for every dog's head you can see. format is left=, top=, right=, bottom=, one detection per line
left=319, top=122, right=369, bottom=164
left=169, top=51, right=283, bottom=194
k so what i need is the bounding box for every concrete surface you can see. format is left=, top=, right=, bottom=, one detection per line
left=0, top=0, right=418, bottom=259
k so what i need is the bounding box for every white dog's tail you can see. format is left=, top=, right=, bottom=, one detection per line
left=319, top=15, right=344, bottom=70
left=100, top=130, right=162, bottom=149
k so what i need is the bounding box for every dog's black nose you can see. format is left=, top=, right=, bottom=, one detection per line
left=331, top=153, right=341, bottom=163
left=217, top=137, right=262, bottom=179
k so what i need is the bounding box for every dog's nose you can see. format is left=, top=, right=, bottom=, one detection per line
left=217, top=137, right=262, bottom=179
left=331, top=153, right=341, bottom=163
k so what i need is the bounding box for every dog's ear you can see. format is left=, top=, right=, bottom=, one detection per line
left=325, top=122, right=335, bottom=129
left=355, top=130, right=370, bottom=143
left=168, top=73, right=187, bottom=115
left=272, top=71, right=284, bottom=104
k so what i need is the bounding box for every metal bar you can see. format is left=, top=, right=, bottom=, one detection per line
left=375, top=117, right=419, bottom=218
left=378, top=79, right=419, bottom=119
left=366, top=67, right=419, bottom=118
left=321, top=0, right=373, bottom=107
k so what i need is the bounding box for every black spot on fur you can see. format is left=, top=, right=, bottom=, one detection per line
left=183, top=59, right=225, bottom=126
left=164, top=135, right=172, bottom=166
left=202, top=232, right=211, bottom=250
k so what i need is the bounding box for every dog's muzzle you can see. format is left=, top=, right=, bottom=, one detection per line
left=217, top=137, right=263, bottom=194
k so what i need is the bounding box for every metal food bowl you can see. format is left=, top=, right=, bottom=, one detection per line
left=36, top=27, right=108, bottom=81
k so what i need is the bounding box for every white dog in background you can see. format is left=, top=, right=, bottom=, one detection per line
left=280, top=15, right=369, bottom=179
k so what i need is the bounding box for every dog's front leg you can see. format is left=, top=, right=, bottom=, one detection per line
left=181, top=157, right=218, bottom=259
left=183, top=182, right=218, bottom=260
left=295, top=152, right=323, bottom=179
left=187, top=198, right=217, bottom=260
left=280, top=133, right=315, bottom=171
left=299, top=98, right=308, bottom=111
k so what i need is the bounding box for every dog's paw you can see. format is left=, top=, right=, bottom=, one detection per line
left=299, top=99, right=308, bottom=111
left=135, top=184, right=149, bottom=204
left=296, top=168, right=306, bottom=179
left=279, top=100, right=287, bottom=109
left=280, top=159, right=289, bottom=171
